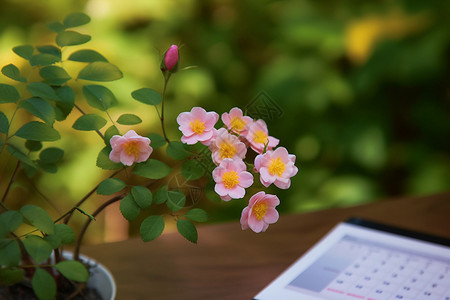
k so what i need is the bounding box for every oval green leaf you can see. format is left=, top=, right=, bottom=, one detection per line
left=20, top=204, right=55, bottom=234
left=54, top=224, right=76, bottom=244
left=27, top=82, right=59, bottom=101
left=97, top=178, right=126, bottom=195
left=55, top=260, right=89, bottom=282
left=0, top=111, right=9, bottom=134
left=96, top=147, right=122, bottom=170
left=153, top=185, right=168, bottom=204
left=181, top=159, right=205, bottom=181
left=78, top=62, right=123, bottom=82
left=167, top=141, right=190, bottom=160
left=63, top=12, right=91, bottom=28
left=39, top=147, right=64, bottom=164
left=147, top=133, right=166, bottom=149
left=116, top=114, right=142, bottom=125
left=56, top=30, right=91, bottom=47
left=0, top=210, right=23, bottom=233
left=20, top=97, right=55, bottom=125
left=133, top=159, right=172, bottom=179
left=72, top=114, right=107, bottom=131
left=1, top=64, right=26, bottom=82
left=12, top=45, right=34, bottom=60
left=120, top=194, right=140, bottom=221
left=166, top=190, right=186, bottom=212
left=131, top=186, right=152, bottom=209
left=177, top=219, right=198, bottom=244
left=0, top=268, right=24, bottom=286
left=68, top=49, right=108, bottom=62
left=37, top=45, right=61, bottom=60
left=82, top=85, right=117, bottom=111
left=0, top=239, right=21, bottom=267
left=0, top=83, right=20, bottom=104
left=29, top=54, right=60, bottom=67
left=131, top=88, right=162, bottom=105
left=32, top=268, right=56, bottom=300
left=7, top=145, right=36, bottom=168
left=185, top=208, right=208, bottom=223
left=47, top=21, right=66, bottom=33
left=40, top=66, right=71, bottom=85
left=15, top=121, right=60, bottom=141
left=23, top=235, right=53, bottom=263
left=140, top=215, right=164, bottom=242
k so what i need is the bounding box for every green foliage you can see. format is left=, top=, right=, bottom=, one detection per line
left=55, top=261, right=89, bottom=282
left=185, top=208, right=208, bottom=223
left=22, top=235, right=53, bottom=263
left=166, top=190, right=186, bottom=212
left=83, top=85, right=117, bottom=111
left=153, top=185, right=168, bottom=204
left=104, top=125, right=120, bottom=145
left=166, top=141, right=190, bottom=160
left=68, top=49, right=108, bottom=62
left=117, top=114, right=142, bottom=125
left=32, top=269, right=56, bottom=300
left=12, top=45, right=33, bottom=60
left=63, top=12, right=91, bottom=28
left=147, top=133, right=166, bottom=149
left=36, top=45, right=61, bottom=59
left=54, top=224, right=76, bottom=244
left=19, top=98, right=56, bottom=125
left=39, top=147, right=64, bottom=164
left=133, top=159, right=172, bottom=179
left=96, top=147, right=122, bottom=170
left=97, top=178, right=126, bottom=195
left=27, top=82, right=59, bottom=101
left=0, top=210, right=23, bottom=233
left=0, top=111, right=9, bottom=134
left=181, top=160, right=205, bottom=181
left=15, top=121, right=60, bottom=141
left=0, top=83, right=20, bottom=103
left=40, top=66, right=71, bottom=85
left=29, top=54, right=60, bottom=67
left=7, top=145, right=36, bottom=168
left=25, top=140, right=43, bottom=152
left=176, top=219, right=197, bottom=244
left=78, top=62, right=123, bottom=81
left=20, top=205, right=55, bottom=235
left=54, top=86, right=75, bottom=120
left=0, top=268, right=24, bottom=286
left=0, top=239, right=21, bottom=266
left=131, top=186, right=152, bottom=209
left=140, top=215, right=164, bottom=242
left=119, top=194, right=140, bottom=221
left=131, top=88, right=162, bottom=105
left=1, top=64, right=27, bottom=82
left=72, top=114, right=107, bottom=131
left=56, top=31, right=91, bottom=47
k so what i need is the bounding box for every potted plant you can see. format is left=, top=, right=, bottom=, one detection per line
left=0, top=12, right=298, bottom=299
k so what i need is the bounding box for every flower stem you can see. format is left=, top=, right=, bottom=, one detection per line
left=160, top=74, right=172, bottom=144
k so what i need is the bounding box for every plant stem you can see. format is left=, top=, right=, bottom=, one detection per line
left=74, top=104, right=105, bottom=140
left=73, top=194, right=124, bottom=260
left=1, top=160, right=21, bottom=204
left=160, top=74, right=172, bottom=143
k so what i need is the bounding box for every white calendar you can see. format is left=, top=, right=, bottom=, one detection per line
left=254, top=218, right=450, bottom=300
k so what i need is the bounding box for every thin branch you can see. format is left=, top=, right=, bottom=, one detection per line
left=1, top=160, right=21, bottom=204
left=74, top=104, right=105, bottom=140
left=160, top=74, right=171, bottom=143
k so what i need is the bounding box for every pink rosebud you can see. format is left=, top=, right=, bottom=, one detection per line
left=210, top=128, right=247, bottom=165
left=109, top=130, right=153, bottom=166
left=254, top=147, right=298, bottom=189
left=244, top=119, right=279, bottom=154
left=221, top=107, right=253, bottom=136
left=240, top=191, right=279, bottom=233
left=212, top=158, right=253, bottom=201
left=162, top=45, right=179, bottom=72
left=177, top=107, right=219, bottom=146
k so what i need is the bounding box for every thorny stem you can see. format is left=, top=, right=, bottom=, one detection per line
left=160, top=74, right=172, bottom=144
left=1, top=160, right=21, bottom=204
left=74, top=104, right=105, bottom=140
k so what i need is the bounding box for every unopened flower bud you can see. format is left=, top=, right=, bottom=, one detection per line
left=161, top=45, right=179, bottom=74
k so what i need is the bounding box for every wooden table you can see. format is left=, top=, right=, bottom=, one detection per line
left=83, top=192, right=450, bottom=300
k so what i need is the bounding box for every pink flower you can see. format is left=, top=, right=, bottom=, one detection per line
left=109, top=130, right=152, bottom=166
left=212, top=158, right=253, bottom=201
left=162, top=45, right=179, bottom=72
left=221, top=107, right=253, bottom=136
left=240, top=192, right=280, bottom=233
left=177, top=107, right=219, bottom=146
left=210, top=128, right=247, bottom=165
left=244, top=119, right=279, bottom=154
left=254, top=147, right=298, bottom=189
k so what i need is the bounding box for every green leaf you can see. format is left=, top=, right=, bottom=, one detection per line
left=40, top=66, right=71, bottom=85
left=185, top=208, right=208, bottom=223
left=0, top=211, right=23, bottom=233
left=117, top=114, right=142, bottom=125
left=32, top=268, right=56, bottom=300
left=166, top=190, right=186, bottom=212
left=131, top=88, right=162, bottom=105
left=23, top=235, right=53, bottom=263
left=20, top=205, right=55, bottom=234
left=37, top=45, right=62, bottom=60
left=12, top=45, right=34, bottom=60
left=72, top=114, right=107, bottom=131
left=120, top=194, right=140, bottom=221
left=83, top=85, right=117, bottom=111
left=37, top=161, right=57, bottom=174
left=7, top=145, right=36, bottom=167
left=0, top=83, right=20, bottom=103
left=167, top=141, right=190, bottom=160
left=147, top=133, right=166, bottom=149
left=63, top=12, right=91, bottom=28
left=27, top=82, right=59, bottom=101
left=181, top=159, right=205, bottom=181
left=54, top=86, right=75, bottom=120
left=133, top=159, right=172, bottom=179
left=55, top=260, right=89, bottom=282
left=96, top=147, right=122, bottom=170
left=47, top=21, right=66, bottom=33
left=68, top=49, right=108, bottom=62
left=15, top=121, right=60, bottom=141
left=153, top=185, right=168, bottom=204
left=78, top=62, right=123, bottom=82
left=20, top=97, right=55, bottom=125
left=97, top=178, right=126, bottom=195
left=56, top=30, right=91, bottom=47
left=177, top=219, right=198, bottom=243
left=54, top=224, right=76, bottom=244
left=140, top=215, right=164, bottom=242
left=0, top=268, right=24, bottom=286
left=43, top=234, right=61, bottom=249
left=1, top=64, right=27, bottom=82
left=0, top=111, right=9, bottom=134
left=131, top=186, right=152, bottom=209
left=39, top=147, right=64, bottom=164
left=0, top=239, right=21, bottom=266
left=25, top=140, right=43, bottom=152
left=104, top=125, right=120, bottom=146
left=29, top=54, right=60, bottom=66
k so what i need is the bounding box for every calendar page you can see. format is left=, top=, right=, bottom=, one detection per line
left=254, top=218, right=450, bottom=300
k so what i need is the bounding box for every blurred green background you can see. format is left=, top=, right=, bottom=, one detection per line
left=1, top=0, right=449, bottom=242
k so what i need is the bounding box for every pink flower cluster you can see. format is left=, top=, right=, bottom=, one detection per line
left=177, top=107, right=298, bottom=233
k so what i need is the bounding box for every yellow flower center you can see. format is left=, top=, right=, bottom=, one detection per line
left=219, top=141, right=237, bottom=160
left=190, top=119, right=205, bottom=135
left=222, top=171, right=240, bottom=189
left=268, top=157, right=286, bottom=176
left=124, top=141, right=140, bottom=159
left=230, top=117, right=246, bottom=132
left=253, top=130, right=268, bottom=144
left=253, top=202, right=268, bottom=221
